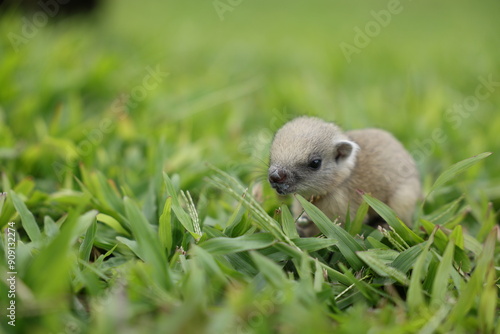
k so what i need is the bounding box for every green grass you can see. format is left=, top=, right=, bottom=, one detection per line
left=1, top=0, right=499, bottom=333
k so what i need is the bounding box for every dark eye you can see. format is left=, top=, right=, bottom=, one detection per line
left=308, top=159, right=322, bottom=170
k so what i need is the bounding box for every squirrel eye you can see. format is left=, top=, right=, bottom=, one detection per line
left=308, top=159, right=322, bottom=170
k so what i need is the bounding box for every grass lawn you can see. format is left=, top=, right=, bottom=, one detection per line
left=1, top=0, right=499, bottom=333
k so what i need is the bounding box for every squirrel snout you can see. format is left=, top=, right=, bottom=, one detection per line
left=268, top=168, right=288, bottom=184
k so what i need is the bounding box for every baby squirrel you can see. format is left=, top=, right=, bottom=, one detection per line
left=268, top=116, right=421, bottom=237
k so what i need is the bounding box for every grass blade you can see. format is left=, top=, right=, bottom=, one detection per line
left=296, top=195, right=365, bottom=271
left=292, top=237, right=338, bottom=252
left=250, top=251, right=287, bottom=288
left=391, top=244, right=424, bottom=274
left=124, top=197, right=171, bottom=289
left=362, top=194, right=423, bottom=245
left=207, top=166, right=289, bottom=241
left=349, top=200, right=369, bottom=236
left=79, top=219, right=97, bottom=262
left=9, top=190, right=42, bottom=242
left=357, top=250, right=410, bottom=285
left=199, top=233, right=276, bottom=256
left=0, top=192, right=6, bottom=218
left=446, top=226, right=497, bottom=327
left=96, top=213, right=130, bottom=236
left=159, top=196, right=173, bottom=253
left=478, top=262, right=497, bottom=333
left=25, top=210, right=97, bottom=298
left=430, top=238, right=455, bottom=307
left=407, top=227, right=436, bottom=314
left=449, top=225, right=464, bottom=249
left=281, top=205, right=300, bottom=238
left=425, top=152, right=492, bottom=199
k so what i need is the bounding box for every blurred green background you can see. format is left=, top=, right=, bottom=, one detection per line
left=1, top=0, right=499, bottom=196
left=1, top=0, right=499, bottom=332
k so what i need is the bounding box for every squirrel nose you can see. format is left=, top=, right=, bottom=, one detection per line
left=268, top=168, right=288, bottom=184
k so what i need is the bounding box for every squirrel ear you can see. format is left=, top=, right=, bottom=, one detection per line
left=334, top=140, right=359, bottom=164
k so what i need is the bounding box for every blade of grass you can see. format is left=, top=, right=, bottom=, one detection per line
left=418, top=303, right=452, bottom=334
left=116, top=236, right=142, bottom=259
left=206, top=166, right=289, bottom=242
left=338, top=263, right=380, bottom=304
left=296, top=195, right=365, bottom=271
left=9, top=190, right=42, bottom=242
left=159, top=196, right=173, bottom=253
left=96, top=213, right=130, bottom=236
left=79, top=220, right=97, bottom=262
left=425, top=152, right=492, bottom=200
left=223, top=196, right=246, bottom=236
left=313, top=258, right=325, bottom=292
left=181, top=190, right=202, bottom=237
left=190, top=245, right=229, bottom=284
left=250, top=251, right=288, bottom=288
left=291, top=237, right=338, bottom=252
left=272, top=242, right=352, bottom=286
left=425, top=195, right=464, bottom=224
left=0, top=192, right=6, bottom=217
left=198, top=233, right=276, bottom=256
left=25, top=210, right=97, bottom=298
left=357, top=251, right=410, bottom=285
left=349, top=200, right=369, bottom=236
left=449, top=225, right=464, bottom=249
left=419, top=219, right=449, bottom=252
left=281, top=205, right=300, bottom=239
left=407, top=227, right=436, bottom=314
left=391, top=244, right=424, bottom=274
left=362, top=194, right=423, bottom=245
left=430, top=238, right=455, bottom=307
left=366, top=236, right=390, bottom=250
left=124, top=197, right=171, bottom=289
left=478, top=263, right=497, bottom=333
left=476, top=202, right=497, bottom=243
left=446, top=226, right=497, bottom=327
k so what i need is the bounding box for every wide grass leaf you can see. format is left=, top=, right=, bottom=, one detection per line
left=357, top=250, right=410, bottom=285
left=124, top=197, right=171, bottom=289
left=391, top=244, right=424, bottom=274
left=296, top=195, right=365, bottom=271
left=425, top=152, right=492, bottom=199
left=272, top=242, right=352, bottom=286
left=79, top=220, right=97, bottom=262
left=338, top=263, right=380, bottom=304
left=292, top=237, right=338, bottom=252
left=25, top=210, right=97, bottom=298
left=362, top=194, right=423, bottom=246
left=446, top=226, right=497, bottom=328
left=281, top=205, right=300, bottom=238
left=207, top=166, right=288, bottom=241
left=96, top=213, right=130, bottom=236
left=430, top=238, right=455, bottom=307
left=250, top=251, right=287, bottom=288
left=199, top=233, right=276, bottom=255
left=190, top=245, right=229, bottom=284
left=159, top=196, right=173, bottom=253
left=407, top=227, right=436, bottom=314
left=478, top=263, right=497, bottom=333
left=348, top=200, right=369, bottom=236
left=449, top=225, right=464, bottom=249
left=223, top=196, right=247, bottom=237
left=9, top=190, right=42, bottom=242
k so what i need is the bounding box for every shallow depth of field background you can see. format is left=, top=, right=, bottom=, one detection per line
left=0, top=0, right=499, bottom=333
